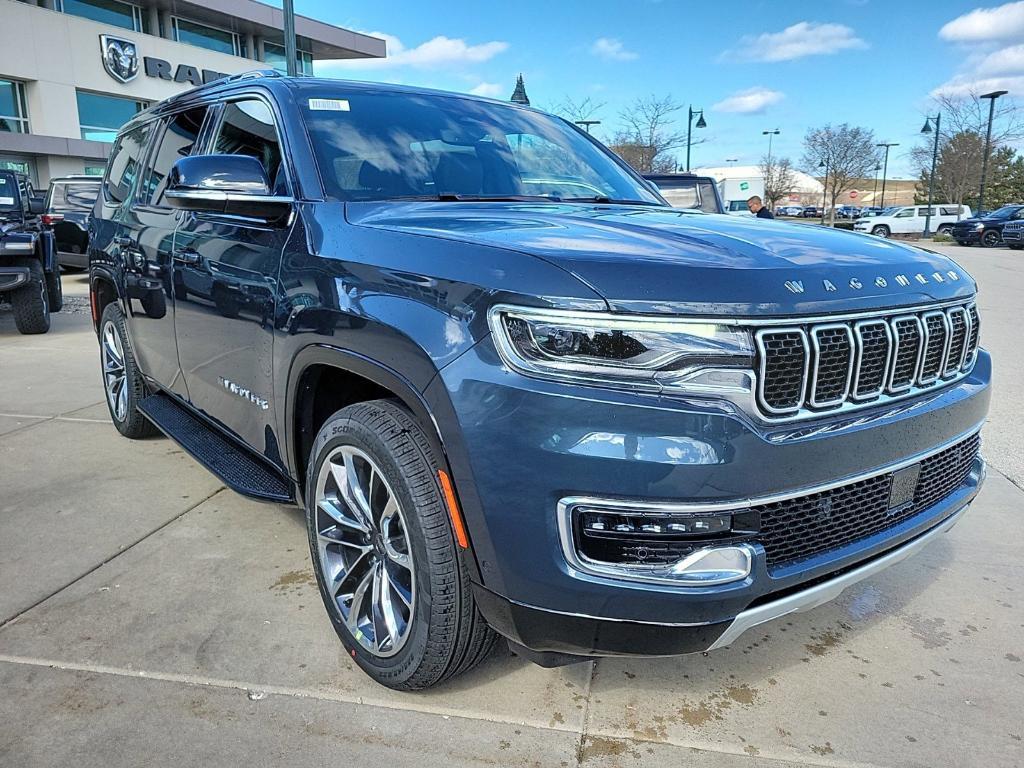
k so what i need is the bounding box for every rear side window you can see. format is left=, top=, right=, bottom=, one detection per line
left=939, top=206, right=960, bottom=216
left=212, top=99, right=285, bottom=192
left=140, top=106, right=208, bottom=205
left=49, top=182, right=100, bottom=212
left=105, top=122, right=154, bottom=204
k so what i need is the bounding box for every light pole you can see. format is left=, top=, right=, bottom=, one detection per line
left=762, top=129, right=780, bottom=167
left=819, top=158, right=828, bottom=225
left=920, top=114, right=941, bottom=236
left=686, top=106, right=706, bottom=172
left=876, top=142, right=898, bottom=208
left=872, top=162, right=881, bottom=204
left=575, top=120, right=600, bottom=134
left=978, top=89, right=1008, bottom=215
left=725, top=158, right=738, bottom=165
left=282, top=0, right=297, bottom=76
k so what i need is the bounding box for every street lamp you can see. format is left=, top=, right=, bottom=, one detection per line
left=575, top=120, right=600, bottom=134
left=921, top=114, right=941, bottom=236
left=819, top=158, right=828, bottom=225
left=876, top=142, right=899, bottom=208
left=282, top=0, right=297, bottom=76
left=872, top=162, right=882, bottom=204
left=725, top=158, right=738, bottom=165
left=686, top=106, right=706, bottom=172
left=978, top=89, right=1008, bottom=215
left=762, top=129, right=780, bottom=167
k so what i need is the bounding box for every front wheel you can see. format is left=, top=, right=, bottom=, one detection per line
left=306, top=399, right=495, bottom=690
left=871, top=225, right=890, bottom=238
left=981, top=229, right=1001, bottom=247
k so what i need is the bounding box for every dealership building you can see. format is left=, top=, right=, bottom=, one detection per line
left=0, top=0, right=385, bottom=185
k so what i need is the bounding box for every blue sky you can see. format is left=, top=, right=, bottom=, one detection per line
left=293, top=0, right=1024, bottom=178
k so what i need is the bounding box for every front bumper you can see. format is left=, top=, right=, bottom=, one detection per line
left=429, top=338, right=991, bottom=654
left=952, top=229, right=983, bottom=243
left=0, top=265, right=31, bottom=292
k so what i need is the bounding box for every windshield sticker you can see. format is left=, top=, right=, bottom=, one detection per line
left=309, top=98, right=350, bottom=112
left=0, top=196, right=14, bottom=206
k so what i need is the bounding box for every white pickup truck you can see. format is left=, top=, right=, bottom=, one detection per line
left=853, top=204, right=971, bottom=237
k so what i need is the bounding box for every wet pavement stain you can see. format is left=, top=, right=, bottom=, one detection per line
left=810, top=742, right=836, bottom=756
left=805, top=628, right=844, bottom=656
left=744, top=745, right=761, bottom=756
left=269, top=569, right=316, bottom=594
left=578, top=736, right=640, bottom=762
left=1006, top=653, right=1021, bottom=662
left=673, top=684, right=760, bottom=729
left=902, top=614, right=952, bottom=649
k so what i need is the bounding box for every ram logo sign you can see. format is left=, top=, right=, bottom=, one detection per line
left=100, top=35, right=139, bottom=84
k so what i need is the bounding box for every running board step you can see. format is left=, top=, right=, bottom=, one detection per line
left=139, top=393, right=293, bottom=503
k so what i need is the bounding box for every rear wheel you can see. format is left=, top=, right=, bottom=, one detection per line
left=981, top=229, right=1001, bottom=247
left=11, top=259, right=50, bottom=334
left=871, top=225, right=890, bottom=238
left=46, top=268, right=63, bottom=312
left=306, top=399, right=495, bottom=690
left=99, top=302, right=158, bottom=439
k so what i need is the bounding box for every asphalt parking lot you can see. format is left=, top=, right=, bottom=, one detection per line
left=1, top=244, right=1022, bottom=768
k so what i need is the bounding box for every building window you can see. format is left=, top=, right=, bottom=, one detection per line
left=263, top=42, right=313, bottom=76
left=173, top=17, right=241, bottom=56
left=84, top=164, right=107, bottom=176
left=77, top=90, right=148, bottom=143
left=0, top=79, right=29, bottom=134
left=0, top=159, right=32, bottom=177
left=57, top=0, right=146, bottom=33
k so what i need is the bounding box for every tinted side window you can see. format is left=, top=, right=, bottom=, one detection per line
left=105, top=123, right=154, bottom=204
left=213, top=99, right=285, bottom=192
left=141, top=107, right=207, bottom=205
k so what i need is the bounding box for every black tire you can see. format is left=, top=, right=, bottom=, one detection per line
left=11, top=259, right=50, bottom=334
left=981, top=229, right=1001, bottom=248
left=956, top=240, right=970, bottom=247
left=1009, top=244, right=1023, bottom=251
left=46, top=268, right=63, bottom=312
left=871, top=225, right=890, bottom=238
left=306, top=399, right=495, bottom=690
left=937, top=224, right=953, bottom=236
left=98, top=302, right=158, bottom=439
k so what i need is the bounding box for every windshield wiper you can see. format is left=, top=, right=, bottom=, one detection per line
left=383, top=193, right=563, bottom=203
left=561, top=196, right=662, bottom=206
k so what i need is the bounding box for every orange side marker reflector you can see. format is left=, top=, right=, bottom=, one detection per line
left=438, top=469, right=469, bottom=549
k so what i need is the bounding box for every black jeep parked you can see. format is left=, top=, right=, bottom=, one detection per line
left=0, top=170, right=62, bottom=334
left=45, top=175, right=102, bottom=270
left=951, top=204, right=1024, bottom=247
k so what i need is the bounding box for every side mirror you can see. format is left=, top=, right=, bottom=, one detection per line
left=28, top=197, right=45, bottom=215
left=165, top=155, right=292, bottom=221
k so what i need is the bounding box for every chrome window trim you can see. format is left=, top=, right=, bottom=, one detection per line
left=850, top=319, right=893, bottom=400
left=754, top=327, right=809, bottom=416
left=808, top=323, right=854, bottom=408
left=557, top=423, right=983, bottom=589
left=887, top=315, right=924, bottom=393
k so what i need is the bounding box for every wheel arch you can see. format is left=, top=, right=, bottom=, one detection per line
left=89, top=268, right=120, bottom=334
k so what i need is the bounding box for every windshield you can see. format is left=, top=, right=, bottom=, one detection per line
left=988, top=205, right=1020, bottom=219
left=0, top=173, right=19, bottom=212
left=48, top=182, right=100, bottom=213
left=300, top=89, right=663, bottom=205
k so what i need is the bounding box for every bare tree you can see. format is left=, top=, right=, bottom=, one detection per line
left=802, top=124, right=879, bottom=225
left=930, top=92, right=1023, bottom=145
left=761, top=155, right=798, bottom=209
left=553, top=95, right=606, bottom=126
left=608, top=95, right=686, bottom=173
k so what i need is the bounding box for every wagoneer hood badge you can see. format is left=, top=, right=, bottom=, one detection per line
left=784, top=269, right=962, bottom=295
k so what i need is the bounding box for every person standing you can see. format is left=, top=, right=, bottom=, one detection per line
left=747, top=196, right=774, bottom=219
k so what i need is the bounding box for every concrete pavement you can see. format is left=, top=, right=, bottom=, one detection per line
left=1, top=255, right=1022, bottom=768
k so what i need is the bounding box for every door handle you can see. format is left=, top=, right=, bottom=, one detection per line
left=173, top=249, right=201, bottom=266
left=114, top=235, right=134, bottom=248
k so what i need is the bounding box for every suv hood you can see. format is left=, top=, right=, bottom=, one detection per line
left=347, top=202, right=975, bottom=315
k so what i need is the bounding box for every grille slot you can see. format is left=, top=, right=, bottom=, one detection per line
left=756, top=330, right=808, bottom=414
left=809, top=325, right=853, bottom=406
left=757, top=433, right=980, bottom=569
left=754, top=301, right=978, bottom=420
left=945, top=307, right=968, bottom=375
left=919, top=311, right=949, bottom=383
left=852, top=321, right=891, bottom=399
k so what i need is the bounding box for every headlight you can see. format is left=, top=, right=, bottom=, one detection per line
left=488, top=305, right=753, bottom=392
left=975, top=223, right=985, bottom=231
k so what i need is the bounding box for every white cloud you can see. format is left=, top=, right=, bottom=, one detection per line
left=324, top=33, right=508, bottom=70
left=729, top=22, right=867, bottom=62
left=590, top=37, right=638, bottom=61
left=468, top=82, right=504, bottom=98
left=713, top=87, right=785, bottom=113
left=939, top=1, right=1024, bottom=43
left=931, top=42, right=1024, bottom=98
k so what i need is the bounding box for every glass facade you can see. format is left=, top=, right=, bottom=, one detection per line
left=0, top=79, right=29, bottom=134
left=263, top=42, right=313, bottom=76
left=77, top=90, right=148, bottom=143
left=58, top=0, right=146, bottom=33
left=173, top=17, right=241, bottom=56
left=84, top=165, right=107, bottom=176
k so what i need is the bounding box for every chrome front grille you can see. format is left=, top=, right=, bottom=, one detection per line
left=756, top=301, right=979, bottom=419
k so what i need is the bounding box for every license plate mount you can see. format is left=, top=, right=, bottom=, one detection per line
left=887, top=464, right=922, bottom=513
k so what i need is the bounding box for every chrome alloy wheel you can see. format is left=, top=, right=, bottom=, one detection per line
left=101, top=319, right=128, bottom=422
left=314, top=446, right=416, bottom=658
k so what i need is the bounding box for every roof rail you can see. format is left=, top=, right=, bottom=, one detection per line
left=214, top=69, right=285, bottom=85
